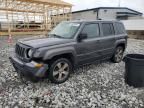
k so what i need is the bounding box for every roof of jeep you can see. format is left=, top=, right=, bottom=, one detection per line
left=64, top=20, right=122, bottom=23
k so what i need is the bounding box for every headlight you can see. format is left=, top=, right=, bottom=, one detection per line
left=27, top=49, right=33, bottom=57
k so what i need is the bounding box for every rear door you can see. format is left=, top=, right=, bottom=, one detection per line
left=99, top=22, right=116, bottom=59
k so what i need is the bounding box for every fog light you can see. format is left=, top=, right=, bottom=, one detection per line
left=35, top=64, right=44, bottom=68
left=31, top=61, right=44, bottom=68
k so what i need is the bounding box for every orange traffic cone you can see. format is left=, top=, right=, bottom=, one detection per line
left=7, top=34, right=12, bottom=43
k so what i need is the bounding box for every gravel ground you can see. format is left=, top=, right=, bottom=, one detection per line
left=0, top=36, right=144, bottom=108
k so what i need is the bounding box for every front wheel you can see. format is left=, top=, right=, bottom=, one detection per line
left=48, top=58, right=72, bottom=84
left=111, top=46, right=124, bottom=63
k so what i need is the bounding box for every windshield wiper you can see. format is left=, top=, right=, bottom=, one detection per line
left=48, top=34, right=63, bottom=38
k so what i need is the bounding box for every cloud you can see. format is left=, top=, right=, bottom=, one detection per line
left=64, top=0, right=144, bottom=14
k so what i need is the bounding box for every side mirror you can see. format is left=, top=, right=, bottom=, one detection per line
left=78, top=33, right=87, bottom=42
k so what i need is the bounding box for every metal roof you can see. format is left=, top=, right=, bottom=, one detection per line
left=117, top=12, right=142, bottom=16
left=72, top=7, right=143, bottom=16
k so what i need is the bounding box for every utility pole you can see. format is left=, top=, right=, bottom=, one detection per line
left=118, top=0, right=121, bottom=7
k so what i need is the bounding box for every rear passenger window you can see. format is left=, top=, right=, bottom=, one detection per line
left=81, top=23, right=100, bottom=38
left=115, top=23, right=126, bottom=34
left=102, top=23, right=114, bottom=36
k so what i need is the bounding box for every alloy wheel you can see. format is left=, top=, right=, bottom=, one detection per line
left=115, top=47, right=124, bottom=62
left=53, top=62, right=70, bottom=81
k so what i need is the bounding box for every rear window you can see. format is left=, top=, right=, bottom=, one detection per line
left=115, top=22, right=126, bottom=35
left=102, top=23, right=115, bottom=36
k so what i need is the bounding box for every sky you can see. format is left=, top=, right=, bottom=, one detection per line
left=64, top=0, right=144, bottom=14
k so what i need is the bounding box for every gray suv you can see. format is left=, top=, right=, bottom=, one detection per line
left=10, top=20, right=127, bottom=84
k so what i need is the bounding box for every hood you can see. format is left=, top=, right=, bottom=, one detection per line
left=18, top=36, right=73, bottom=48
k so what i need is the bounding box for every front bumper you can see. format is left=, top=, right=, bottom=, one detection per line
left=9, top=55, right=48, bottom=79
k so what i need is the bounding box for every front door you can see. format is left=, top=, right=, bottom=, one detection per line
left=75, top=23, right=102, bottom=65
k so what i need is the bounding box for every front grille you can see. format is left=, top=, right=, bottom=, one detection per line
left=15, top=44, right=29, bottom=59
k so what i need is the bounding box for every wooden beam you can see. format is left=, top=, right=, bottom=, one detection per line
left=16, top=0, right=72, bottom=7
left=0, top=8, right=43, bottom=13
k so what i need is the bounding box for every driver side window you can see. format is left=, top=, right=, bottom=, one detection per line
left=81, top=23, right=100, bottom=39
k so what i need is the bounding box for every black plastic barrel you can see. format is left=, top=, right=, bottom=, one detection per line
left=124, top=54, right=144, bottom=87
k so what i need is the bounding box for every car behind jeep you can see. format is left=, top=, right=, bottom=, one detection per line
left=10, top=20, right=127, bottom=84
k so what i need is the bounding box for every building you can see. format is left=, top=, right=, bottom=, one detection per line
left=72, top=7, right=143, bottom=20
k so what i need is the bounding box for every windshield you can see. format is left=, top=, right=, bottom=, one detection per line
left=49, top=22, right=81, bottom=39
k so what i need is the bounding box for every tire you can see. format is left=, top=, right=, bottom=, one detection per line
left=111, top=46, right=124, bottom=63
left=48, top=58, right=72, bottom=84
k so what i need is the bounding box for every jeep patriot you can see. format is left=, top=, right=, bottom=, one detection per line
left=10, top=20, right=128, bottom=84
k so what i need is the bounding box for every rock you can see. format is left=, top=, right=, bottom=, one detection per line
left=0, top=38, right=144, bottom=107
left=39, top=107, right=44, bottom=108
left=96, top=94, right=101, bottom=100
left=4, top=106, right=9, bottom=108
left=14, top=73, right=18, bottom=77
left=0, top=77, right=6, bottom=83
left=129, top=90, right=133, bottom=93
left=131, top=97, right=136, bottom=102
left=140, top=104, right=143, bottom=107
left=128, top=101, right=133, bottom=105
left=120, top=94, right=126, bottom=100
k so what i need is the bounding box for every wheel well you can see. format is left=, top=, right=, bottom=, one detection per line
left=47, top=53, right=75, bottom=66
left=116, top=43, right=126, bottom=50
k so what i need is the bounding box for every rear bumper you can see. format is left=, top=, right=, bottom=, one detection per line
left=9, top=55, right=48, bottom=79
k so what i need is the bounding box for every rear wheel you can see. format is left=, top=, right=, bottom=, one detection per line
left=48, top=58, right=72, bottom=84
left=112, top=46, right=124, bottom=63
